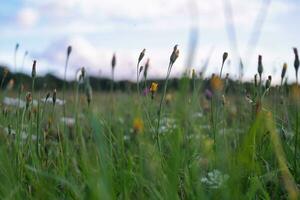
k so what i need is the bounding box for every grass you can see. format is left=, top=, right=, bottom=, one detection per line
left=0, top=48, right=299, bottom=200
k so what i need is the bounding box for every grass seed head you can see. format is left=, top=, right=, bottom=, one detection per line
left=222, top=52, right=228, bottom=65
left=25, top=92, right=32, bottom=109
left=139, top=66, right=144, bottom=74
left=258, top=55, right=263, bottom=78
left=281, top=63, right=287, bottom=80
left=293, top=47, right=299, bottom=80
left=143, top=58, right=150, bottom=79
left=32, top=60, right=36, bottom=78
left=67, top=46, right=72, bottom=57
left=111, top=53, right=116, bottom=69
left=170, top=45, right=179, bottom=65
left=52, top=89, right=57, bottom=106
left=45, top=92, right=50, bottom=101
left=265, top=75, right=272, bottom=89
left=254, top=74, right=258, bottom=87
left=138, top=49, right=146, bottom=64
left=80, top=67, right=86, bottom=81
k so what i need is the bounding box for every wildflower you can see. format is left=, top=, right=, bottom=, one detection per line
left=143, top=88, right=150, bottom=96
left=293, top=47, right=299, bottom=83
left=52, top=89, right=57, bottom=106
left=281, top=63, right=287, bottom=84
left=138, top=49, right=146, bottom=65
left=133, top=117, right=144, bottom=133
left=111, top=53, right=116, bottom=69
left=200, top=169, right=229, bottom=189
left=143, top=59, right=150, bottom=79
left=205, top=89, right=213, bottom=100
left=32, top=60, right=36, bottom=78
left=6, top=79, right=15, bottom=90
left=258, top=55, right=263, bottom=80
left=25, top=92, right=32, bottom=109
left=210, top=75, right=223, bottom=92
left=150, top=82, right=158, bottom=99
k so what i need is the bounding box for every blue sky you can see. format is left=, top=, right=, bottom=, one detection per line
left=0, top=0, right=299, bottom=83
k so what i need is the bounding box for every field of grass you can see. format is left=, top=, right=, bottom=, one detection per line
left=0, top=47, right=299, bottom=199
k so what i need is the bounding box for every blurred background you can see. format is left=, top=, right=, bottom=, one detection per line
left=0, top=0, right=299, bottom=83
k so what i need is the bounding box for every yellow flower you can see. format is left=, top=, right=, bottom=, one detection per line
left=150, top=82, right=158, bottom=93
left=210, top=75, right=223, bottom=92
left=133, top=118, right=144, bottom=133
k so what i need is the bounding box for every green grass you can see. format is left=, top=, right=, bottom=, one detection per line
left=0, top=74, right=299, bottom=199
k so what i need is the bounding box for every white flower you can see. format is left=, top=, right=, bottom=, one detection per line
left=200, top=169, right=229, bottom=189
left=60, top=117, right=75, bottom=126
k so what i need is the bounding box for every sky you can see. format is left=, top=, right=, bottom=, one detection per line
left=0, top=0, right=299, bottom=83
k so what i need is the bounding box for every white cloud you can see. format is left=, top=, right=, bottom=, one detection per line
left=16, top=7, right=39, bottom=28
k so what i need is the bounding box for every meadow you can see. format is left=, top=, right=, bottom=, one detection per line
left=0, top=45, right=299, bottom=199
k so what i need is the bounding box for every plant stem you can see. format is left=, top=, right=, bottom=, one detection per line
left=156, top=63, right=172, bottom=152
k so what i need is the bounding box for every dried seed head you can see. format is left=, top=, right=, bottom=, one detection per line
left=265, top=75, right=272, bottom=89
left=32, top=60, right=36, bottom=78
left=281, top=63, right=287, bottom=80
left=45, top=92, right=50, bottom=102
left=25, top=92, right=32, bottom=109
left=254, top=74, right=258, bottom=87
left=192, top=69, right=196, bottom=78
left=111, top=53, right=116, bottom=69
left=67, top=46, right=72, bottom=57
left=222, top=52, right=228, bottom=65
left=139, top=66, right=144, bottom=74
left=258, top=55, right=263, bottom=77
left=170, top=45, right=179, bottom=65
left=52, top=89, right=57, bottom=106
left=81, top=67, right=85, bottom=80
left=138, top=49, right=146, bottom=64
left=293, top=47, right=299, bottom=79
left=15, top=43, right=19, bottom=51
left=143, top=59, right=150, bottom=79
